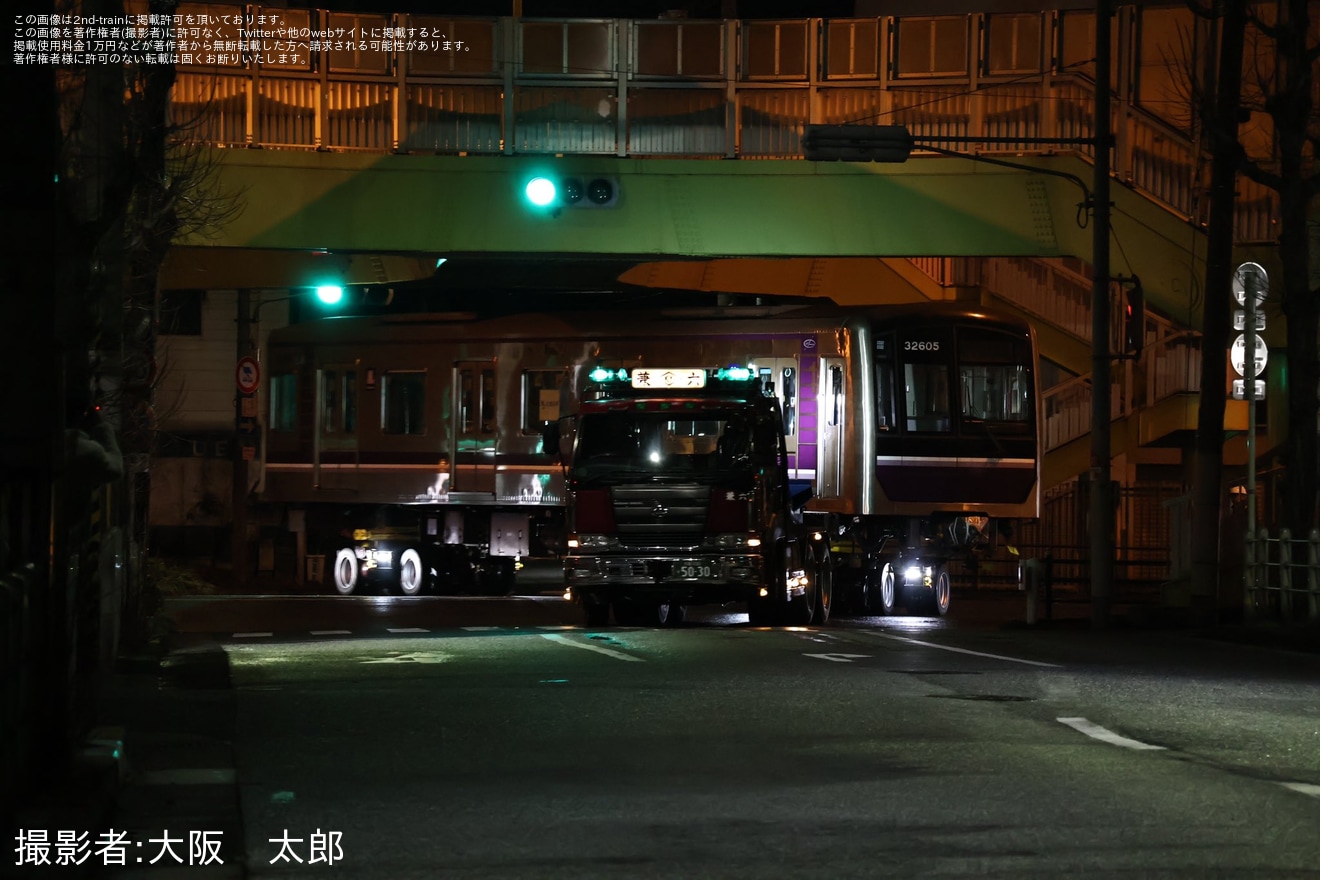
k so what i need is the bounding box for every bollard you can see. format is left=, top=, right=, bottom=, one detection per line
left=1020, top=557, right=1039, bottom=625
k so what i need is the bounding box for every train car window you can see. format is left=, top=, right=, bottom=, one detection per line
left=320, top=370, right=356, bottom=435
left=269, top=373, right=296, bottom=432
left=522, top=370, right=564, bottom=433
left=382, top=371, right=426, bottom=435
left=827, top=365, right=843, bottom=427
left=343, top=371, right=357, bottom=434
left=960, top=365, right=1030, bottom=423
left=874, top=362, right=895, bottom=431
left=322, top=371, right=339, bottom=434
left=957, top=327, right=1032, bottom=430
left=904, top=363, right=951, bottom=432
left=479, top=368, right=496, bottom=434
left=781, top=367, right=797, bottom=435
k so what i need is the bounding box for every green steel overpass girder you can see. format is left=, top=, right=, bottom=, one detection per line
left=181, top=147, right=1216, bottom=324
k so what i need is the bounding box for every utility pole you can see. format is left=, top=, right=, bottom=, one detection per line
left=1089, top=0, right=1115, bottom=629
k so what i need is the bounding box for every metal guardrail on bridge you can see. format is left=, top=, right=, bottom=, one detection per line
left=164, top=6, right=1277, bottom=244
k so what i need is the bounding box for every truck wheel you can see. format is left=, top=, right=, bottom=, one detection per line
left=332, top=549, right=358, bottom=596
left=398, top=549, right=424, bottom=596
left=584, top=602, right=610, bottom=627
left=877, top=563, right=898, bottom=615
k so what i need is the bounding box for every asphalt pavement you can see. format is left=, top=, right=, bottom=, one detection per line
left=6, top=580, right=1318, bottom=880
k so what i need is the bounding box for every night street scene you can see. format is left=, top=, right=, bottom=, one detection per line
left=4, top=0, right=1320, bottom=876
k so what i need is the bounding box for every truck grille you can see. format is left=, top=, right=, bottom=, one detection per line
left=611, top=484, right=708, bottom=550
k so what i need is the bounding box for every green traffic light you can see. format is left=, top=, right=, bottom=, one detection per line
left=315, top=284, right=345, bottom=306
left=525, top=177, right=557, bottom=207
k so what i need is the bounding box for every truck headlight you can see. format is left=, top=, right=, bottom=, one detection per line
left=568, top=534, right=619, bottom=549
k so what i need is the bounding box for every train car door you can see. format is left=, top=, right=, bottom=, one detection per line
left=816, top=357, right=845, bottom=499
left=452, top=361, right=497, bottom=494
left=312, top=364, right=358, bottom=491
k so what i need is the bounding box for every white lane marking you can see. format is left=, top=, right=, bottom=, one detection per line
left=860, top=631, right=1062, bottom=668
left=1057, top=717, right=1166, bottom=750
left=361, top=651, right=449, bottom=664
left=387, top=627, right=429, bottom=633
left=540, top=633, right=644, bottom=662
left=310, top=629, right=351, bottom=636
left=462, top=626, right=500, bottom=631
left=1280, top=782, right=1320, bottom=798
left=233, top=632, right=273, bottom=639
left=138, top=768, right=236, bottom=785
left=805, top=653, right=872, bottom=663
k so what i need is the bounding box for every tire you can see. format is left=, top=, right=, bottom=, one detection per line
left=780, top=543, right=816, bottom=627
left=397, top=548, right=424, bottom=596
left=878, top=562, right=898, bottom=615
left=584, top=602, right=610, bottom=627
left=333, top=548, right=359, bottom=596
left=931, top=566, right=951, bottom=617
left=813, top=546, right=833, bottom=625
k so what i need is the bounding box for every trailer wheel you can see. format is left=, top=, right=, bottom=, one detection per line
left=332, top=549, right=359, bottom=596
left=878, top=563, right=898, bottom=615
left=930, top=566, right=951, bottom=617
left=780, top=544, right=816, bottom=627
left=398, top=549, right=424, bottom=596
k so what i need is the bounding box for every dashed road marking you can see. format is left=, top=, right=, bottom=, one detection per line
left=309, top=629, right=352, bottom=636
left=386, top=627, right=429, bottom=633
left=233, top=632, right=273, bottom=639
left=804, top=653, right=872, bottom=663
left=462, top=626, right=501, bottom=631
left=859, top=631, right=1062, bottom=668
left=1280, top=782, right=1320, bottom=798
left=541, top=633, right=644, bottom=662
left=1057, top=716, right=1165, bottom=750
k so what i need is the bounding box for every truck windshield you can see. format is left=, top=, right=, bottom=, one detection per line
left=573, top=409, right=772, bottom=481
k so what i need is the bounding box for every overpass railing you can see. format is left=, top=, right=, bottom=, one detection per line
left=161, top=7, right=1277, bottom=244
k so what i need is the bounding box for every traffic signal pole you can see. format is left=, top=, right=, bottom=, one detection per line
left=1089, top=0, right=1115, bottom=628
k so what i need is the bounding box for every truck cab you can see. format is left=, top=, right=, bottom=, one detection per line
left=553, top=365, right=832, bottom=627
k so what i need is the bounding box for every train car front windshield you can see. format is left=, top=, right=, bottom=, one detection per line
left=572, top=408, right=781, bottom=485
left=876, top=323, right=1035, bottom=437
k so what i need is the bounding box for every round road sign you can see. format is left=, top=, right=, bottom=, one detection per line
left=236, top=356, right=260, bottom=394
left=1232, top=262, right=1269, bottom=307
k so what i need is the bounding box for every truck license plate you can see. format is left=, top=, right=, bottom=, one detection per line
left=673, top=561, right=714, bottom=579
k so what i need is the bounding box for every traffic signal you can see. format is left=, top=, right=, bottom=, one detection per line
left=314, top=284, right=344, bottom=306
left=802, top=124, right=915, bottom=163
left=1123, top=278, right=1144, bottom=356
left=523, top=174, right=619, bottom=211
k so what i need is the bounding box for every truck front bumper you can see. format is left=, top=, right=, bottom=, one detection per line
left=565, top=553, right=764, bottom=601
